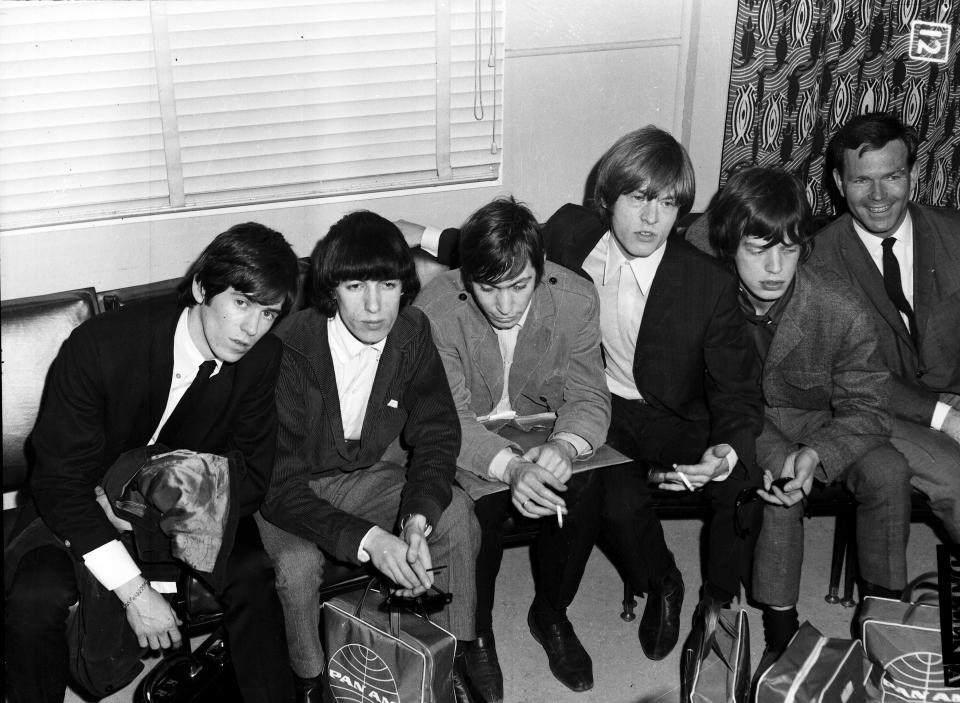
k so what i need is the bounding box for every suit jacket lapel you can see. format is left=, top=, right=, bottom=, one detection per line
left=138, top=308, right=180, bottom=444
left=839, top=224, right=913, bottom=347
left=306, top=323, right=349, bottom=455
left=512, top=284, right=556, bottom=401
left=467, top=310, right=502, bottom=401
left=637, top=239, right=681, bottom=339
left=765, top=277, right=806, bottom=372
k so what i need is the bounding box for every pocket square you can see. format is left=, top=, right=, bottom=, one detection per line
left=387, top=399, right=398, bottom=408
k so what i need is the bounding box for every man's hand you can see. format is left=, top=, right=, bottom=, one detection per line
left=95, top=485, right=133, bottom=533
left=659, top=444, right=733, bottom=491
left=364, top=525, right=433, bottom=598
left=394, top=220, right=426, bottom=248
left=758, top=447, right=819, bottom=507
left=522, top=439, right=575, bottom=483
left=942, top=407, right=960, bottom=447
left=504, top=456, right=567, bottom=519
left=115, top=576, right=182, bottom=650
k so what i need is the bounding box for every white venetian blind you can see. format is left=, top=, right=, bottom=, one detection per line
left=0, top=0, right=503, bottom=230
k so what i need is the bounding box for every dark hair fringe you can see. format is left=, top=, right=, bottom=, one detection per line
left=310, top=211, right=420, bottom=316
left=176, top=222, right=299, bottom=310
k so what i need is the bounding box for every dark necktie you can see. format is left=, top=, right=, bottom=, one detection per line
left=880, top=237, right=916, bottom=341
left=157, top=360, right=216, bottom=446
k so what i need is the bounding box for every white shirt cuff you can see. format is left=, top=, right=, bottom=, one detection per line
left=488, top=447, right=517, bottom=482
left=931, top=401, right=951, bottom=431
left=82, top=540, right=142, bottom=591
left=357, top=526, right=378, bottom=563
left=549, top=432, right=591, bottom=459
left=711, top=448, right=738, bottom=482
left=420, top=225, right=443, bottom=258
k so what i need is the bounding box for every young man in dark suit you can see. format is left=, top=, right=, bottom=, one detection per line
left=705, top=167, right=910, bottom=677
left=256, top=211, right=480, bottom=703
left=4, top=223, right=300, bottom=703
left=414, top=197, right=611, bottom=699
left=403, top=126, right=764, bottom=661
left=808, top=113, right=960, bottom=541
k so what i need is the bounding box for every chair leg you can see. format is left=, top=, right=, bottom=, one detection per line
left=825, top=513, right=848, bottom=604
left=840, top=522, right=858, bottom=607
left=620, top=579, right=637, bottom=622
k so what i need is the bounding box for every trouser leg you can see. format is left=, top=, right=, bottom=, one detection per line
left=473, top=491, right=511, bottom=634
left=703, top=465, right=759, bottom=602
left=533, top=469, right=602, bottom=610
left=844, top=443, right=910, bottom=591
left=4, top=545, right=79, bottom=703
left=255, top=511, right=325, bottom=680
left=891, top=418, right=960, bottom=542
left=217, top=515, right=294, bottom=703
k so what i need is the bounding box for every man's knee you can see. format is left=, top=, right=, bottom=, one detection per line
left=434, top=488, right=480, bottom=552
left=846, top=444, right=912, bottom=500
left=6, top=546, right=78, bottom=626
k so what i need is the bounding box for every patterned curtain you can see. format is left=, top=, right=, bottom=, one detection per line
left=720, top=0, right=960, bottom=215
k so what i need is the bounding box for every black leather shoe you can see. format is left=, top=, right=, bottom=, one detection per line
left=527, top=605, right=593, bottom=692
left=294, top=672, right=323, bottom=703
left=453, top=650, right=478, bottom=703
left=639, top=565, right=684, bottom=660
left=461, top=632, right=504, bottom=703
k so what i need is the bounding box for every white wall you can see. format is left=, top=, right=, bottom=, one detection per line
left=0, top=0, right=736, bottom=301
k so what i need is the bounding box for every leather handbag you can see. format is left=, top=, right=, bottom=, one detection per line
left=680, top=601, right=750, bottom=703
left=322, top=579, right=456, bottom=703
left=754, top=621, right=866, bottom=703
left=860, top=571, right=960, bottom=702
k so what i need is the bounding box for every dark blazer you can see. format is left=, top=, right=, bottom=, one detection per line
left=28, top=302, right=282, bottom=561
left=542, top=204, right=762, bottom=471
left=758, top=267, right=892, bottom=481
left=808, top=204, right=960, bottom=426
left=435, top=203, right=763, bottom=472
left=260, top=306, right=461, bottom=564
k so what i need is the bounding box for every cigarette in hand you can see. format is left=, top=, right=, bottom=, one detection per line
left=556, top=503, right=563, bottom=528
left=673, top=464, right=694, bottom=491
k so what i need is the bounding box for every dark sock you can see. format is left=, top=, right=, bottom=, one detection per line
left=531, top=595, right=567, bottom=625
left=761, top=606, right=799, bottom=654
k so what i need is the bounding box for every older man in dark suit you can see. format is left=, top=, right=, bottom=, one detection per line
left=808, top=113, right=960, bottom=541
left=404, top=126, right=764, bottom=661
left=703, top=167, right=910, bottom=678
left=4, top=223, right=300, bottom=703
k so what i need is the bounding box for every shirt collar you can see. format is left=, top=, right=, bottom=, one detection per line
left=852, top=209, right=913, bottom=254
left=175, top=308, right=223, bottom=376
left=328, top=312, right=387, bottom=364
left=601, top=231, right=667, bottom=295
left=738, top=276, right=796, bottom=326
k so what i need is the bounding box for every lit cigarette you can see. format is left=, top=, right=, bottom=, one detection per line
left=556, top=504, right=563, bottom=528
left=673, top=464, right=694, bottom=491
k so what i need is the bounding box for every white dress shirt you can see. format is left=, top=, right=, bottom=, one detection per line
left=328, top=312, right=386, bottom=440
